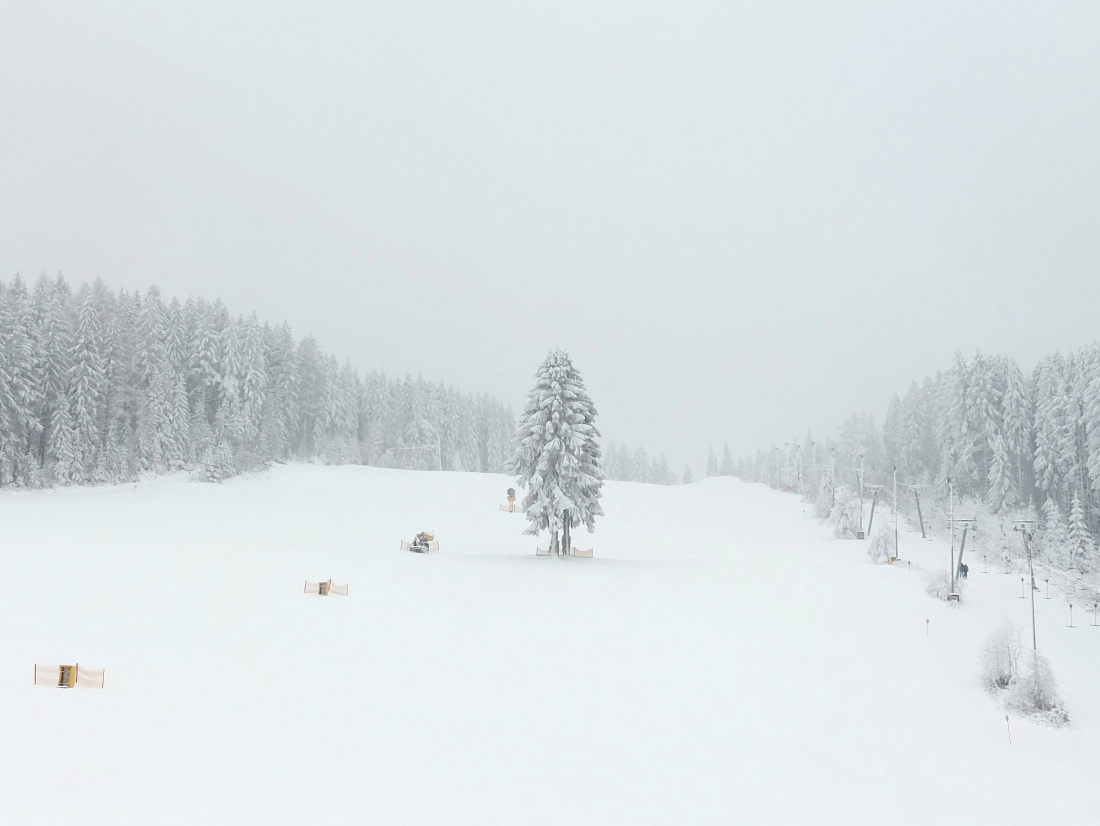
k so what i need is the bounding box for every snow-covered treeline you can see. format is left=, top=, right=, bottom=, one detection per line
left=0, top=274, right=514, bottom=486
left=733, top=350, right=1100, bottom=577
left=603, top=440, right=677, bottom=485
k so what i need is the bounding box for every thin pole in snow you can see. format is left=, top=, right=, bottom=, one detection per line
left=1014, top=522, right=1038, bottom=651
left=948, top=478, right=956, bottom=596
left=1092, top=602, right=1099, bottom=626
left=1044, top=579, right=1050, bottom=599
left=1019, top=577, right=1026, bottom=599
left=858, top=453, right=865, bottom=535
left=1005, top=715, right=1012, bottom=745
left=925, top=618, right=930, bottom=637
left=1068, top=603, right=1075, bottom=628
left=893, top=466, right=898, bottom=562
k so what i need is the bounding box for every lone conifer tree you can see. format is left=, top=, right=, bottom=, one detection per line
left=508, top=349, right=603, bottom=555
left=720, top=442, right=735, bottom=475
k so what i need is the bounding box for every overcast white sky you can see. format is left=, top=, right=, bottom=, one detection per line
left=3, top=2, right=1100, bottom=472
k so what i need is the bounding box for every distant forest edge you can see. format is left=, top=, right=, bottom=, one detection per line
left=0, top=274, right=684, bottom=488
left=0, top=273, right=518, bottom=486
left=734, top=350, right=1100, bottom=578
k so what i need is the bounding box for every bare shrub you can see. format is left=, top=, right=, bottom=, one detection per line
left=979, top=618, right=1021, bottom=692
left=1008, top=651, right=1069, bottom=727
left=831, top=487, right=862, bottom=539
left=867, top=521, right=897, bottom=563
left=923, top=569, right=962, bottom=601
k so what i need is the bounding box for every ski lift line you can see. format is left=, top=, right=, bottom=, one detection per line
left=995, top=527, right=1099, bottom=606
left=881, top=513, right=1098, bottom=618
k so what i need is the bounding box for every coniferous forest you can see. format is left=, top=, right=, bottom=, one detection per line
left=0, top=274, right=515, bottom=487
left=734, top=350, right=1100, bottom=580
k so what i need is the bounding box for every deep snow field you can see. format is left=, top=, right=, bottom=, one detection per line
left=2, top=464, right=1099, bottom=824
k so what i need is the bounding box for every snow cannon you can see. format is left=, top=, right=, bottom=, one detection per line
left=34, top=663, right=106, bottom=689
left=500, top=488, right=521, bottom=513
left=304, top=579, right=349, bottom=596
left=401, top=532, right=439, bottom=553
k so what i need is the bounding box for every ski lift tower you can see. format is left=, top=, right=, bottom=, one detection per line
left=892, top=466, right=898, bottom=561
left=1013, top=520, right=1039, bottom=651
left=947, top=478, right=957, bottom=599
left=946, top=514, right=977, bottom=602
left=906, top=483, right=930, bottom=539
left=864, top=483, right=885, bottom=534
left=856, top=452, right=866, bottom=539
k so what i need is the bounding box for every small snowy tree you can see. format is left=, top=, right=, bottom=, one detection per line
left=830, top=486, right=862, bottom=539
left=867, top=519, right=896, bottom=562
left=1008, top=651, right=1069, bottom=726
left=923, top=568, right=962, bottom=601
left=706, top=446, right=718, bottom=477
left=508, top=349, right=603, bottom=555
left=682, top=463, right=693, bottom=484
left=980, top=618, right=1021, bottom=692
left=196, top=440, right=236, bottom=482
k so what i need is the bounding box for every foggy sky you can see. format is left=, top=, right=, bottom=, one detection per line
left=3, top=2, right=1100, bottom=473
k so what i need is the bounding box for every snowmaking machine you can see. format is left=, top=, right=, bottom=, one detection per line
left=500, top=488, right=522, bottom=513
left=401, top=531, right=439, bottom=553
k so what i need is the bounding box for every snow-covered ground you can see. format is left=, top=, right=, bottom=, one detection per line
left=2, top=465, right=1098, bottom=824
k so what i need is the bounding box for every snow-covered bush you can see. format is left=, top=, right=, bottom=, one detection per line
left=192, top=442, right=237, bottom=483
left=867, top=520, right=897, bottom=563
left=1007, top=651, right=1069, bottom=727
left=923, top=568, right=963, bottom=601
left=980, top=618, right=1021, bottom=692
left=830, top=486, right=861, bottom=539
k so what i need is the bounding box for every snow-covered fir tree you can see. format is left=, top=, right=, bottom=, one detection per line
left=727, top=344, right=1100, bottom=585
left=508, top=349, right=604, bottom=555
left=1067, top=491, right=1094, bottom=573
left=1038, top=498, right=1069, bottom=567
left=720, top=443, right=734, bottom=476
left=654, top=454, right=671, bottom=485
left=987, top=434, right=1019, bottom=514
left=0, top=274, right=516, bottom=487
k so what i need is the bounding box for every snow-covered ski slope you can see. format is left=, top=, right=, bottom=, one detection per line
left=2, top=464, right=1097, bottom=824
